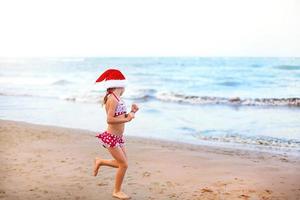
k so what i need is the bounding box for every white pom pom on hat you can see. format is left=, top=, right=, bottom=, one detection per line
left=95, top=68, right=127, bottom=89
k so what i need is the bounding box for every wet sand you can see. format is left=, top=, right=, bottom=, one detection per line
left=0, top=119, right=300, bottom=200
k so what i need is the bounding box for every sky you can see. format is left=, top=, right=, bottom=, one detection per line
left=0, top=0, right=299, bottom=57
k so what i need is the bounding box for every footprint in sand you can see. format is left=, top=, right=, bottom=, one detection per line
left=127, top=182, right=137, bottom=185
left=148, top=182, right=167, bottom=194
left=198, top=188, right=218, bottom=199
left=142, top=171, right=151, bottom=177
left=158, top=189, right=165, bottom=194
left=264, top=189, right=272, bottom=195
left=212, top=180, right=229, bottom=187
left=239, top=194, right=250, bottom=198
left=201, top=188, right=214, bottom=193
left=257, top=189, right=273, bottom=200
left=77, top=185, right=84, bottom=190
left=97, top=182, right=108, bottom=186
left=280, top=157, right=289, bottom=162
left=167, top=193, right=178, bottom=198
left=166, top=181, right=175, bottom=187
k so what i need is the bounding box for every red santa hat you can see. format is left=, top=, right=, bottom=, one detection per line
left=95, top=68, right=127, bottom=89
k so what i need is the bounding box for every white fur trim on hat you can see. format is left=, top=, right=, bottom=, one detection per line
left=104, top=79, right=128, bottom=89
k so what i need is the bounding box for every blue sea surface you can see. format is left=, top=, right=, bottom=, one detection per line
left=0, top=57, right=300, bottom=154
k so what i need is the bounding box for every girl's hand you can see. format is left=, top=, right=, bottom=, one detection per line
left=126, top=112, right=135, bottom=122
left=131, top=103, right=139, bottom=113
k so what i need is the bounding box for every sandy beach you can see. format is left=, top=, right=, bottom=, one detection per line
left=0, top=119, right=300, bottom=200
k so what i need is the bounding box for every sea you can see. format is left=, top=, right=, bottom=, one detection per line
left=0, top=57, right=300, bottom=155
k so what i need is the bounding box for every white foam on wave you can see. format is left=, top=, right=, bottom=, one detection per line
left=156, top=92, right=300, bottom=107
left=196, top=134, right=300, bottom=149
left=51, top=79, right=73, bottom=85
left=0, top=76, right=56, bottom=85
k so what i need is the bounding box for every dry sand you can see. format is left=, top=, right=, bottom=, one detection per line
left=0, top=119, right=300, bottom=200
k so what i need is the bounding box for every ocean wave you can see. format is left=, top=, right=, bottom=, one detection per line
left=0, top=76, right=74, bottom=86
left=1, top=89, right=299, bottom=107
left=0, top=90, right=102, bottom=104
left=180, top=127, right=300, bottom=149
left=156, top=92, right=300, bottom=107
left=44, top=58, right=86, bottom=62
left=0, top=92, right=34, bottom=97
left=217, top=81, right=242, bottom=87
left=0, top=77, right=54, bottom=85
left=127, top=89, right=157, bottom=101
left=51, top=79, right=73, bottom=85
left=273, top=65, right=300, bottom=70
left=195, top=133, right=300, bottom=149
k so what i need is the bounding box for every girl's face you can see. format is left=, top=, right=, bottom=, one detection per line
left=120, top=87, right=125, bottom=96
left=115, top=87, right=125, bottom=96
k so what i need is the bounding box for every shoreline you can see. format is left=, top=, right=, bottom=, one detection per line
left=1, top=118, right=299, bottom=157
left=1, top=94, right=300, bottom=154
left=1, top=119, right=300, bottom=199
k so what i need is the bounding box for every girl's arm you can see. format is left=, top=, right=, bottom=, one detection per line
left=106, top=97, right=134, bottom=124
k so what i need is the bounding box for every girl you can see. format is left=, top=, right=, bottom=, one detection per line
left=93, top=69, right=139, bottom=200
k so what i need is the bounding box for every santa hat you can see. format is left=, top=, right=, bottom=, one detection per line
left=95, top=68, right=127, bottom=89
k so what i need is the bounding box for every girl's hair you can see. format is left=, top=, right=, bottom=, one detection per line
left=102, top=87, right=116, bottom=106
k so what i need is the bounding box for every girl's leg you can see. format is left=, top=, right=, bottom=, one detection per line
left=93, top=146, right=127, bottom=175
left=120, top=145, right=127, bottom=159
left=93, top=157, right=119, bottom=176
left=107, top=146, right=130, bottom=199
left=95, top=158, right=119, bottom=168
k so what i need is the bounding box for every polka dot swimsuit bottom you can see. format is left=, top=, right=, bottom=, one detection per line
left=95, top=131, right=125, bottom=148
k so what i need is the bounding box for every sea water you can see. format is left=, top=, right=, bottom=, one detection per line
left=0, top=57, right=300, bottom=154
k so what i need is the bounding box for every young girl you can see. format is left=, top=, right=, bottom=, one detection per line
left=93, top=69, right=139, bottom=200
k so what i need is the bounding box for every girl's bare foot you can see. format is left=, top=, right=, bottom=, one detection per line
left=93, top=157, right=102, bottom=176
left=112, top=190, right=131, bottom=199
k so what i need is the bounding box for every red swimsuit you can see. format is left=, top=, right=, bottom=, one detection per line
left=95, top=92, right=127, bottom=148
left=96, top=131, right=125, bottom=149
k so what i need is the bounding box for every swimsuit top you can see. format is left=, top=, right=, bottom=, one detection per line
left=108, top=92, right=127, bottom=117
